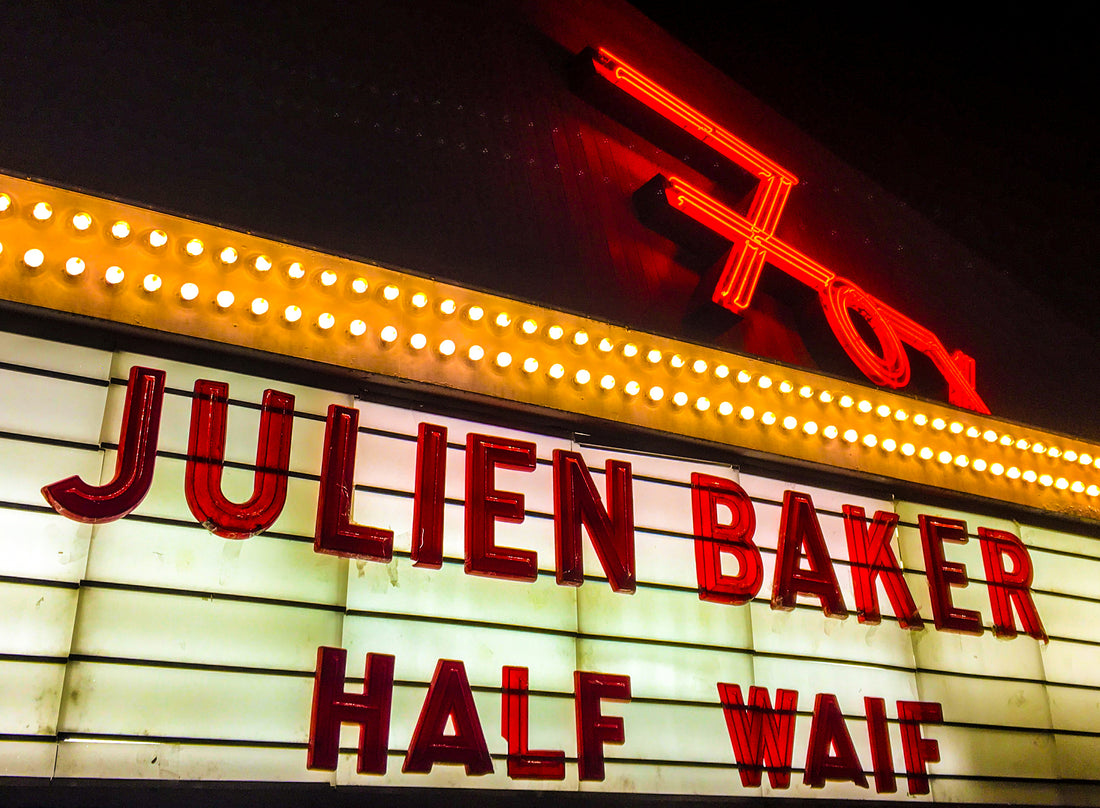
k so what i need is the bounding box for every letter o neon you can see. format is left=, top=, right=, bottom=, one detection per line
left=819, top=278, right=910, bottom=388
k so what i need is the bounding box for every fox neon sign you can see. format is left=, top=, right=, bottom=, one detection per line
left=582, top=47, right=988, bottom=414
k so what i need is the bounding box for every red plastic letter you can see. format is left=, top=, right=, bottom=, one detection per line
left=403, top=659, right=493, bottom=775
left=184, top=380, right=294, bottom=539
left=42, top=365, right=165, bottom=524
left=315, top=405, right=393, bottom=560
left=865, top=697, right=897, bottom=794
left=978, top=527, right=1047, bottom=641
left=554, top=451, right=635, bottom=593
left=843, top=505, right=922, bottom=628
left=465, top=433, right=538, bottom=581
left=772, top=491, right=848, bottom=617
left=919, top=515, right=982, bottom=635
left=502, top=666, right=565, bottom=780
left=804, top=693, right=868, bottom=788
left=691, top=473, right=762, bottom=605
left=717, top=684, right=798, bottom=789
left=307, top=646, right=394, bottom=774
left=574, top=671, right=631, bottom=781
left=897, top=700, right=943, bottom=795
left=412, top=423, right=447, bottom=568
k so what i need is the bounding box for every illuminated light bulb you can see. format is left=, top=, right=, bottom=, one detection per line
left=672, top=391, right=688, bottom=407
left=935, top=450, right=951, bottom=464
left=981, top=430, right=997, bottom=442
left=1055, top=477, right=1069, bottom=490
left=185, top=238, right=204, bottom=257
left=468, top=345, right=486, bottom=362
left=522, top=357, right=539, bottom=373
left=894, top=409, right=909, bottom=422
left=437, top=339, right=456, bottom=356
left=623, top=343, right=638, bottom=358
left=600, top=374, right=616, bottom=391
left=737, top=370, right=752, bottom=384
left=757, top=375, right=772, bottom=390
left=573, top=330, right=589, bottom=347
left=284, top=305, right=303, bottom=324
left=71, top=212, right=92, bottom=231
left=876, top=404, right=891, bottom=418
left=575, top=369, right=592, bottom=386
left=695, top=396, right=711, bottom=412
left=547, top=325, right=564, bottom=341
left=990, top=463, right=1005, bottom=476
left=882, top=437, right=897, bottom=452
left=147, top=230, right=168, bottom=248
left=219, top=247, right=238, bottom=265
left=1016, top=438, right=1030, bottom=450
left=349, top=319, right=367, bottom=337
left=778, top=380, right=794, bottom=394
left=919, top=447, right=934, bottom=461
left=760, top=411, right=776, bottom=426
left=857, top=400, right=872, bottom=414
left=287, top=262, right=305, bottom=280
left=1082, top=453, right=1095, bottom=465
left=547, top=363, right=565, bottom=379
left=955, top=455, right=969, bottom=468
left=1071, top=480, right=1085, bottom=493
left=598, top=337, right=614, bottom=352
left=714, top=364, right=730, bottom=379
left=1038, top=474, right=1053, bottom=487
left=378, top=325, right=398, bottom=343
left=315, top=270, right=336, bottom=287
left=64, top=257, right=85, bottom=276
left=1089, top=485, right=1100, bottom=497
left=495, top=312, right=511, bottom=327
left=965, top=426, right=980, bottom=439
left=254, top=255, right=272, bottom=272
left=670, top=354, right=685, bottom=369
left=901, top=442, right=916, bottom=456
left=646, top=349, right=662, bottom=364
left=838, top=395, right=854, bottom=408
left=31, top=202, right=53, bottom=221
left=842, top=429, right=857, bottom=443
left=0, top=193, right=10, bottom=212
left=1022, top=470, right=1038, bottom=483
left=1065, top=450, right=1078, bottom=462
left=739, top=405, right=755, bottom=421
left=999, top=435, right=1013, bottom=446
left=913, top=413, right=928, bottom=426
left=380, top=285, right=400, bottom=302
left=318, top=313, right=336, bottom=331
left=408, top=332, right=427, bottom=350
left=803, top=421, right=819, bottom=436
left=1048, top=446, right=1061, bottom=458
left=693, top=359, right=708, bottom=374
left=466, top=305, right=484, bottom=322
left=215, top=290, right=235, bottom=308
left=798, top=385, right=813, bottom=399
left=142, top=274, right=162, bottom=292
left=104, top=265, right=125, bottom=285
left=409, top=292, right=428, bottom=309
left=718, top=401, right=734, bottom=416
left=647, top=385, right=664, bottom=402
left=179, top=282, right=199, bottom=301
left=251, top=297, right=269, bottom=316
left=818, top=390, right=834, bottom=404
left=495, top=351, right=513, bottom=368
left=862, top=434, right=878, bottom=448
left=439, top=298, right=456, bottom=315
left=345, top=277, right=366, bottom=296
left=931, top=418, right=946, bottom=431
left=520, top=318, right=538, bottom=334
left=624, top=380, right=641, bottom=396
left=22, top=248, right=45, bottom=268
left=973, top=458, right=987, bottom=472
left=1032, top=442, right=1046, bottom=454
left=1007, top=466, right=1021, bottom=480
left=949, top=421, right=964, bottom=434
left=782, top=415, right=797, bottom=430
left=822, top=425, right=839, bottom=440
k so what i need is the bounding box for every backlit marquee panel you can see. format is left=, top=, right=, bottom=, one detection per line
left=1, top=332, right=1099, bottom=801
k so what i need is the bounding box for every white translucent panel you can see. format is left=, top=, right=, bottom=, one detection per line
left=70, top=587, right=341, bottom=672
left=0, top=660, right=65, bottom=734
left=354, top=431, right=419, bottom=493
left=0, top=437, right=101, bottom=505
left=930, top=776, right=1066, bottom=807
left=1033, top=591, right=1100, bottom=643
left=58, top=662, right=313, bottom=742
left=1028, top=548, right=1100, bottom=599
left=895, top=526, right=991, bottom=625
left=344, top=554, right=577, bottom=633
left=340, top=614, right=576, bottom=692
left=1041, top=640, right=1100, bottom=689
left=894, top=501, right=1018, bottom=536
left=741, top=472, right=892, bottom=518
left=931, top=725, right=1057, bottom=778
left=0, top=509, right=92, bottom=583
left=751, top=656, right=919, bottom=706
left=611, top=701, right=731, bottom=765
left=0, top=739, right=58, bottom=777
left=629, top=477, right=695, bottom=534
left=1053, top=734, right=1100, bottom=780
left=634, top=530, right=698, bottom=589
left=571, top=442, right=735, bottom=485
left=1045, top=683, right=1100, bottom=732
left=1020, top=523, right=1100, bottom=560
left=576, top=638, right=754, bottom=702
left=0, top=369, right=109, bottom=444
left=0, top=582, right=78, bottom=656
left=915, top=672, right=1052, bottom=729
left=0, top=331, right=111, bottom=378
left=908, top=624, right=1046, bottom=679
left=55, top=738, right=334, bottom=783
left=83, top=520, right=345, bottom=605
left=750, top=603, right=918, bottom=669
left=588, top=761, right=762, bottom=797
left=578, top=583, right=752, bottom=650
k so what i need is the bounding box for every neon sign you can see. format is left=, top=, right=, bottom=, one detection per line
left=582, top=48, right=988, bottom=414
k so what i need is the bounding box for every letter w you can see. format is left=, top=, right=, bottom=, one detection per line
left=717, top=683, right=798, bottom=789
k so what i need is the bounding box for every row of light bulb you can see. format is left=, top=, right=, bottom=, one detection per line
left=4, top=190, right=1098, bottom=487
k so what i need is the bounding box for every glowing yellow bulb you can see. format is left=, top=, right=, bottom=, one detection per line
left=1016, top=438, right=1030, bottom=450
left=695, top=397, right=711, bottom=412
left=437, top=339, right=455, bottom=355
left=185, top=239, right=204, bottom=256
left=913, top=413, right=928, bottom=426
left=573, top=330, right=589, bottom=347
left=379, top=325, right=398, bottom=343
left=901, top=443, right=915, bottom=456
left=931, top=418, right=946, bottom=431
left=624, top=380, right=641, bottom=396
left=522, top=357, right=538, bottom=373
left=757, top=375, right=772, bottom=389
left=862, top=434, right=878, bottom=448
left=31, top=202, right=53, bottom=221
left=714, top=364, right=730, bottom=379
left=408, top=292, right=427, bottom=309
left=672, top=391, right=688, bottom=406
left=347, top=278, right=367, bottom=295
left=495, top=312, right=511, bottom=327
left=547, top=325, right=564, bottom=341
left=718, top=401, right=734, bottom=416
left=761, top=411, right=777, bottom=426
left=882, top=438, right=897, bottom=452
left=598, top=338, right=614, bottom=352
left=378, top=285, right=398, bottom=302
left=875, top=404, right=891, bottom=418
left=972, top=458, right=987, bottom=472
left=981, top=430, right=997, bottom=442
left=408, top=332, right=427, bottom=349
left=1065, top=450, right=1078, bottom=462
left=818, top=391, right=833, bottom=404
left=1007, top=466, right=1021, bottom=479
left=1071, top=481, right=1085, bottom=493
left=468, top=345, right=485, bottom=361
left=215, top=290, right=235, bottom=308
left=857, top=400, right=872, bottom=414
left=575, top=369, right=592, bottom=385
left=919, top=447, right=934, bottom=460
left=71, top=212, right=92, bottom=231
left=937, top=451, right=952, bottom=464
left=251, top=298, right=269, bottom=316
left=737, top=370, right=751, bottom=384
left=287, top=262, right=305, bottom=279
left=64, top=257, right=85, bottom=276
left=1038, top=474, right=1053, bottom=487
left=1000, top=435, right=1013, bottom=446
left=1082, top=453, right=1094, bottom=465
left=955, top=455, right=969, bottom=468
left=600, top=375, right=616, bottom=391
left=22, top=248, right=44, bottom=268
left=439, top=298, right=456, bottom=314
left=803, top=421, right=818, bottom=436
left=466, top=305, right=484, bottom=322
left=782, top=416, right=797, bottom=430
left=778, top=381, right=794, bottom=394
left=1047, top=446, right=1061, bottom=458
left=646, top=349, right=662, bottom=364
left=147, top=230, right=168, bottom=248
left=966, top=426, right=980, bottom=438
left=670, top=355, right=685, bottom=369
left=1022, top=470, right=1038, bottom=483
left=0, top=194, right=11, bottom=212
left=315, top=270, right=336, bottom=287
left=495, top=351, right=512, bottom=368
left=318, top=313, right=336, bottom=331
left=180, top=283, right=199, bottom=301
left=949, top=421, right=964, bottom=434
left=894, top=409, right=908, bottom=422
left=823, top=425, right=839, bottom=440
left=842, top=429, right=858, bottom=443
left=547, top=363, right=564, bottom=379
left=254, top=255, right=272, bottom=272
left=647, top=385, right=664, bottom=402
left=838, top=395, right=853, bottom=408
left=349, top=320, right=367, bottom=337
left=622, top=343, right=638, bottom=358
left=284, top=305, right=303, bottom=324
left=693, top=359, right=708, bottom=374
left=990, top=463, right=1005, bottom=476
left=219, top=247, right=238, bottom=265
left=798, top=385, right=813, bottom=399
left=104, top=266, right=125, bottom=285
left=1088, top=485, right=1100, bottom=497
left=739, top=406, right=755, bottom=421
left=142, top=274, right=162, bottom=292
